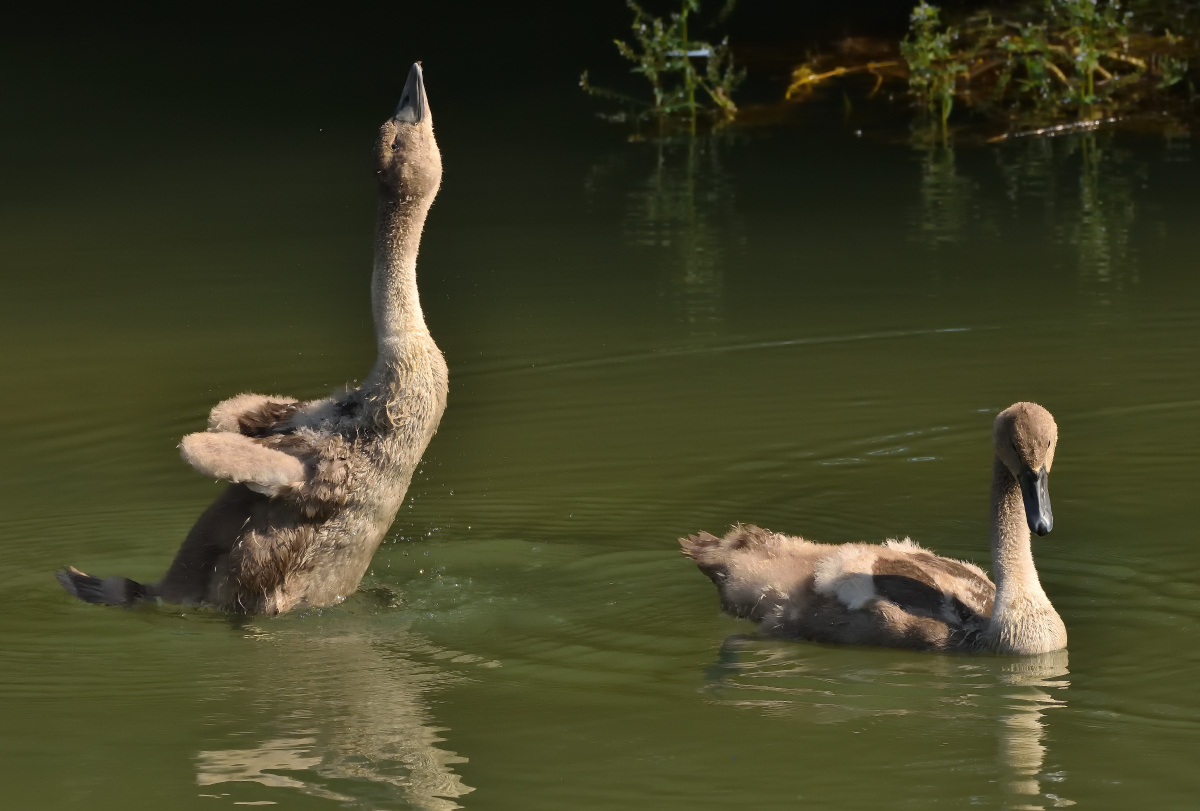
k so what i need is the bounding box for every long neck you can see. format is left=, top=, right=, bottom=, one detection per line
left=988, top=458, right=1065, bottom=654
left=365, top=190, right=434, bottom=391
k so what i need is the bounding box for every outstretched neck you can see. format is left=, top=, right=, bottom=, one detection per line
left=987, top=458, right=1066, bottom=654
left=366, top=189, right=435, bottom=386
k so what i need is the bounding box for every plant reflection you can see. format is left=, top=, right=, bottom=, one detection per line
left=913, top=144, right=978, bottom=246
left=1071, top=136, right=1141, bottom=289
left=914, top=132, right=1149, bottom=290
left=194, top=617, right=483, bottom=810
left=586, top=136, right=740, bottom=331
left=1000, top=134, right=1143, bottom=289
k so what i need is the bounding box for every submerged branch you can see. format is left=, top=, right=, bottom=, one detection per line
left=986, top=115, right=1123, bottom=142
left=786, top=61, right=902, bottom=99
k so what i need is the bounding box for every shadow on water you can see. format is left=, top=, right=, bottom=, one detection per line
left=706, top=635, right=1074, bottom=810
left=192, top=606, right=488, bottom=810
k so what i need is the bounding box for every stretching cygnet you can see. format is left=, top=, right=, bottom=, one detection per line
left=59, top=63, right=448, bottom=615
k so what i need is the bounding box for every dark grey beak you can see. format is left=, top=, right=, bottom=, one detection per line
left=1018, top=466, right=1054, bottom=537
left=393, top=63, right=428, bottom=124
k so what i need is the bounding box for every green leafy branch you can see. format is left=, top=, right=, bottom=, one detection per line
left=581, top=0, right=746, bottom=135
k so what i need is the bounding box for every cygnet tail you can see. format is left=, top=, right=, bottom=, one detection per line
left=681, top=524, right=806, bottom=623
left=680, top=524, right=779, bottom=584
left=56, top=566, right=151, bottom=606
left=679, top=530, right=732, bottom=584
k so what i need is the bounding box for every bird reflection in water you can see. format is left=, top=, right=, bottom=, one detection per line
left=996, top=650, right=1074, bottom=809
left=194, top=616, right=488, bottom=810
left=704, top=635, right=1073, bottom=809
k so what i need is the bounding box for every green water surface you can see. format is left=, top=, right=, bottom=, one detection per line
left=2, top=93, right=1199, bottom=809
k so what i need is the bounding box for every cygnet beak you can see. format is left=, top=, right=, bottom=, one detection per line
left=1019, top=466, right=1054, bottom=537
left=393, top=62, right=428, bottom=124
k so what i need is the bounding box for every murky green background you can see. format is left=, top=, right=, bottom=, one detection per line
left=4, top=24, right=1200, bottom=808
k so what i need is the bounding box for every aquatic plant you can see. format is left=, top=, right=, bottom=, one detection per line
left=900, top=2, right=968, bottom=134
left=581, top=0, right=746, bottom=135
left=786, top=0, right=1196, bottom=140
left=987, top=0, right=1146, bottom=114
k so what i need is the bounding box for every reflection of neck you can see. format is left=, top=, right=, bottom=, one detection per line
left=997, top=654, right=1070, bottom=804
left=366, top=188, right=433, bottom=390
left=1000, top=689, right=1048, bottom=799
left=988, top=458, right=1064, bottom=653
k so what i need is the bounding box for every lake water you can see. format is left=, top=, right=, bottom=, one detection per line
left=2, top=82, right=1199, bottom=809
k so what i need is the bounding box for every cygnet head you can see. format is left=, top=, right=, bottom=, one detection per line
left=994, top=402, right=1059, bottom=537
left=376, top=62, right=442, bottom=201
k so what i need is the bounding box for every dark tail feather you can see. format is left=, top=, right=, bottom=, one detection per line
left=56, top=566, right=150, bottom=606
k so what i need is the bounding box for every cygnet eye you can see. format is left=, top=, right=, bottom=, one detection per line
left=391, top=138, right=401, bottom=151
